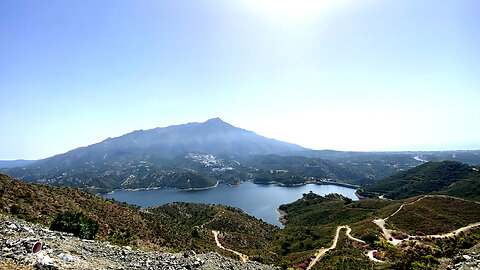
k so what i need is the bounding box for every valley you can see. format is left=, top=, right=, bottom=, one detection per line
left=101, top=181, right=358, bottom=227
left=1, top=119, right=480, bottom=269
left=2, top=119, right=479, bottom=196
left=3, top=0, right=479, bottom=268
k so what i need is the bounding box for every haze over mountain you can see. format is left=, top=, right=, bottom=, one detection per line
left=38, top=117, right=306, bottom=168
left=0, top=159, right=36, bottom=169
left=3, top=118, right=324, bottom=192
left=3, top=118, right=480, bottom=194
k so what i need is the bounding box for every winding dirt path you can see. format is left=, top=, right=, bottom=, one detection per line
left=367, top=250, right=383, bottom=263
left=212, top=230, right=249, bottom=262
left=373, top=195, right=480, bottom=246
left=345, top=226, right=365, bottom=243
left=306, top=226, right=345, bottom=270
left=308, top=195, right=480, bottom=266
left=306, top=225, right=367, bottom=270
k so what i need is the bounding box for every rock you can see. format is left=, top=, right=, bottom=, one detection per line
left=463, top=254, right=472, bottom=261
left=58, top=252, right=75, bottom=262
left=82, top=239, right=95, bottom=243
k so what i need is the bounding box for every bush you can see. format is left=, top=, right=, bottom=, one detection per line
left=10, top=204, right=20, bottom=214
left=361, top=233, right=380, bottom=246
left=50, top=211, right=99, bottom=239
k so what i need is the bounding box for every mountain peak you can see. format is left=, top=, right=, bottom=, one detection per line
left=201, top=117, right=234, bottom=129
left=204, top=117, right=225, bottom=124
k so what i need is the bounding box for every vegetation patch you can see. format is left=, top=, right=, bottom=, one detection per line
left=311, top=232, right=374, bottom=270
left=50, top=211, right=99, bottom=239
left=359, top=161, right=480, bottom=201
left=387, top=196, right=480, bottom=235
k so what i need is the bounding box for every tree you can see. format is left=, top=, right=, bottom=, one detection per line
left=50, top=211, right=99, bottom=240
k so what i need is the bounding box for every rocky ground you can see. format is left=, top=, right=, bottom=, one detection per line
left=0, top=214, right=277, bottom=270
left=438, top=242, right=480, bottom=270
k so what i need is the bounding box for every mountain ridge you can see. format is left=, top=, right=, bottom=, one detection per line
left=3, top=118, right=480, bottom=193
left=33, top=118, right=307, bottom=168
left=358, top=161, right=480, bottom=200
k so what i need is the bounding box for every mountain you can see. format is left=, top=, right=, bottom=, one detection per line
left=357, top=161, right=480, bottom=200
left=40, top=117, right=307, bottom=168
left=0, top=159, right=37, bottom=169
left=296, top=149, right=480, bottom=166
left=3, top=118, right=316, bottom=192
left=6, top=117, right=479, bottom=193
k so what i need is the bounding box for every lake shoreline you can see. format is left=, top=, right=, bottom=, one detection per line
left=100, top=180, right=220, bottom=195
left=277, top=208, right=287, bottom=226
left=256, top=179, right=360, bottom=189
left=100, top=181, right=359, bottom=227
left=100, top=179, right=359, bottom=196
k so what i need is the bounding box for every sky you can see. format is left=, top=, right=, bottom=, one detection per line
left=1, top=0, right=479, bottom=160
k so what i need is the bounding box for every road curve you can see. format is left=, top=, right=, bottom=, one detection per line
left=307, top=225, right=368, bottom=270
left=212, top=230, right=249, bottom=262
left=373, top=195, right=480, bottom=246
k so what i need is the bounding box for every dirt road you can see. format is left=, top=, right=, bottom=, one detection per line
left=373, top=195, right=480, bottom=245
left=212, top=230, right=249, bottom=262
left=307, top=225, right=367, bottom=270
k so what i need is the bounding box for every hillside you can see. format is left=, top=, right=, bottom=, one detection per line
left=0, top=174, right=280, bottom=256
left=0, top=213, right=276, bottom=270
left=279, top=193, right=388, bottom=228
left=3, top=172, right=480, bottom=269
left=298, top=149, right=480, bottom=166
left=0, top=174, right=152, bottom=247
left=279, top=193, right=480, bottom=269
left=4, top=153, right=370, bottom=193
left=244, top=155, right=367, bottom=186
left=386, top=196, right=480, bottom=235
left=357, top=161, right=480, bottom=200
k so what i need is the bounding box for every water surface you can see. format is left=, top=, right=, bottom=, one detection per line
left=101, top=182, right=358, bottom=227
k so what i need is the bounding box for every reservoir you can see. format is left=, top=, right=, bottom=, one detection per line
left=101, top=182, right=358, bottom=227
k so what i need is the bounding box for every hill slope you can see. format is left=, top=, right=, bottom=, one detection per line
left=0, top=174, right=279, bottom=255
left=0, top=213, right=276, bottom=270
left=357, top=161, right=480, bottom=200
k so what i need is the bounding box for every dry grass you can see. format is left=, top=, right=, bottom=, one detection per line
left=0, top=260, right=33, bottom=270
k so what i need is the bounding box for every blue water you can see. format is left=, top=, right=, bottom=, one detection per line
left=101, top=182, right=358, bottom=227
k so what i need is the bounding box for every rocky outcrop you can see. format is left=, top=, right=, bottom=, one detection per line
left=444, top=243, right=480, bottom=270
left=0, top=214, right=277, bottom=270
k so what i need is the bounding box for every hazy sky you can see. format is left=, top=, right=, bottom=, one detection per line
left=1, top=0, right=479, bottom=160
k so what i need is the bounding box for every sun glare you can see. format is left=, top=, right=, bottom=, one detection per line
left=243, top=0, right=345, bottom=21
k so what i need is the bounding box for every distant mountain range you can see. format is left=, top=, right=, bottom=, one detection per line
left=358, top=161, right=480, bottom=200
left=2, top=118, right=480, bottom=192
left=2, top=118, right=321, bottom=192
left=0, top=159, right=37, bottom=168
left=38, top=117, right=306, bottom=166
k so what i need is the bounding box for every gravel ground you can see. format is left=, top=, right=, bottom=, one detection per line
left=0, top=214, right=277, bottom=270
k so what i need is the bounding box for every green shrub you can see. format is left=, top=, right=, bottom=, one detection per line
left=361, top=233, right=380, bottom=246
left=50, top=211, right=99, bottom=239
